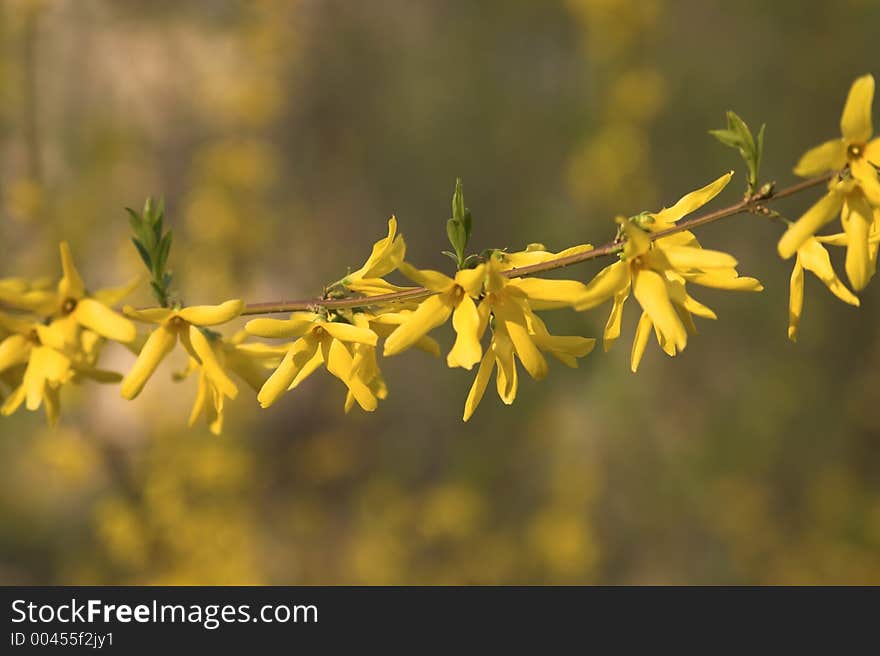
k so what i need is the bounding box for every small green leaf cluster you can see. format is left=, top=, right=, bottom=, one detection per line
left=710, top=111, right=766, bottom=196
left=443, top=178, right=474, bottom=269
left=127, top=197, right=173, bottom=307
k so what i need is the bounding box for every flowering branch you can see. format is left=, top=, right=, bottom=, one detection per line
left=239, top=172, right=835, bottom=316
left=1, top=74, right=877, bottom=432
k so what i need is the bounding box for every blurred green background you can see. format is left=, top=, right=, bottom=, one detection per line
left=1, top=0, right=879, bottom=584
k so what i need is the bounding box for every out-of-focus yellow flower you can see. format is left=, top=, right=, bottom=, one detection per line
left=576, top=173, right=761, bottom=370
left=0, top=276, right=55, bottom=312
left=50, top=242, right=139, bottom=345
left=0, top=316, right=119, bottom=426
left=383, top=263, right=488, bottom=368
left=246, top=312, right=379, bottom=411
left=787, top=234, right=860, bottom=342
left=780, top=75, right=880, bottom=289
left=341, top=217, right=414, bottom=296
left=120, top=300, right=244, bottom=399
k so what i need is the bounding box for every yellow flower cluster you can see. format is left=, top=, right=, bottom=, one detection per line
left=2, top=75, right=878, bottom=433
left=779, top=75, right=880, bottom=339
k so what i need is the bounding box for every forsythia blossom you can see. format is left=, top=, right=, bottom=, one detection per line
left=779, top=74, right=880, bottom=291
left=576, top=173, right=762, bottom=371
left=120, top=300, right=244, bottom=399
left=246, top=311, right=381, bottom=411
left=0, top=243, right=138, bottom=425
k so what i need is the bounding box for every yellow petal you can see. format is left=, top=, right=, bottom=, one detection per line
left=840, top=74, right=874, bottom=143
left=651, top=172, right=733, bottom=225
left=348, top=216, right=405, bottom=280
left=93, top=275, right=143, bottom=307
left=245, top=312, right=319, bottom=338
left=346, top=278, right=417, bottom=296
left=497, top=243, right=593, bottom=270
left=1, top=384, right=26, bottom=417
left=257, top=338, right=315, bottom=407
left=0, top=334, right=31, bottom=374
left=453, top=264, right=487, bottom=297
left=798, top=237, right=860, bottom=306
left=447, top=295, right=484, bottom=370
left=123, top=306, right=174, bottom=324
left=493, top=330, right=518, bottom=405
left=683, top=268, right=764, bottom=292
left=842, top=193, right=874, bottom=291
left=383, top=294, right=453, bottom=356
left=621, top=220, right=652, bottom=259
left=188, top=326, right=238, bottom=399
left=659, top=245, right=738, bottom=271
left=508, top=277, right=590, bottom=309
left=575, top=260, right=630, bottom=311
left=320, top=321, right=378, bottom=346
left=630, top=312, right=653, bottom=373
left=178, top=299, right=244, bottom=326
left=499, top=310, right=547, bottom=380
left=793, top=139, right=847, bottom=177
left=603, top=288, right=629, bottom=352
left=322, top=338, right=377, bottom=412
left=57, top=241, right=86, bottom=300
left=788, top=258, right=804, bottom=342
left=288, top=344, right=324, bottom=389
left=463, top=349, right=495, bottom=422
left=632, top=269, right=687, bottom=352
left=120, top=324, right=177, bottom=399
left=397, top=262, right=454, bottom=292
left=777, top=190, right=845, bottom=259
left=533, top=334, right=595, bottom=368
left=667, top=281, right=717, bottom=320
left=851, top=158, right=880, bottom=206
left=74, top=298, right=137, bottom=343
left=188, top=373, right=209, bottom=427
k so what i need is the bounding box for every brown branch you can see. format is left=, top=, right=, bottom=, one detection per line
left=239, top=173, right=833, bottom=316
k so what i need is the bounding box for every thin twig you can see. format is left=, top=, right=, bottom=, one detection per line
left=239, top=173, right=833, bottom=316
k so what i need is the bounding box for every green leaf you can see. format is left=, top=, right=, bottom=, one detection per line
left=131, top=238, right=151, bottom=269
left=452, top=178, right=465, bottom=222
left=726, top=111, right=755, bottom=154
left=711, top=111, right=767, bottom=195
left=708, top=129, right=742, bottom=149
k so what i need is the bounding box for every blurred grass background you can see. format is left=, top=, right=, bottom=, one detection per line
left=1, top=0, right=879, bottom=584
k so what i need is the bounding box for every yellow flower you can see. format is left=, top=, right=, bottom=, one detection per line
left=383, top=263, right=488, bottom=368
left=341, top=217, right=414, bottom=296
left=576, top=174, right=761, bottom=370
left=461, top=312, right=595, bottom=422
left=0, top=276, right=55, bottom=312
left=246, top=312, right=380, bottom=411
left=780, top=75, right=880, bottom=288
left=792, top=74, right=879, bottom=200
left=173, top=330, right=286, bottom=435
left=778, top=177, right=878, bottom=290
left=0, top=317, right=120, bottom=426
left=787, top=234, right=860, bottom=342
left=50, top=242, right=138, bottom=345
left=120, top=300, right=244, bottom=399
